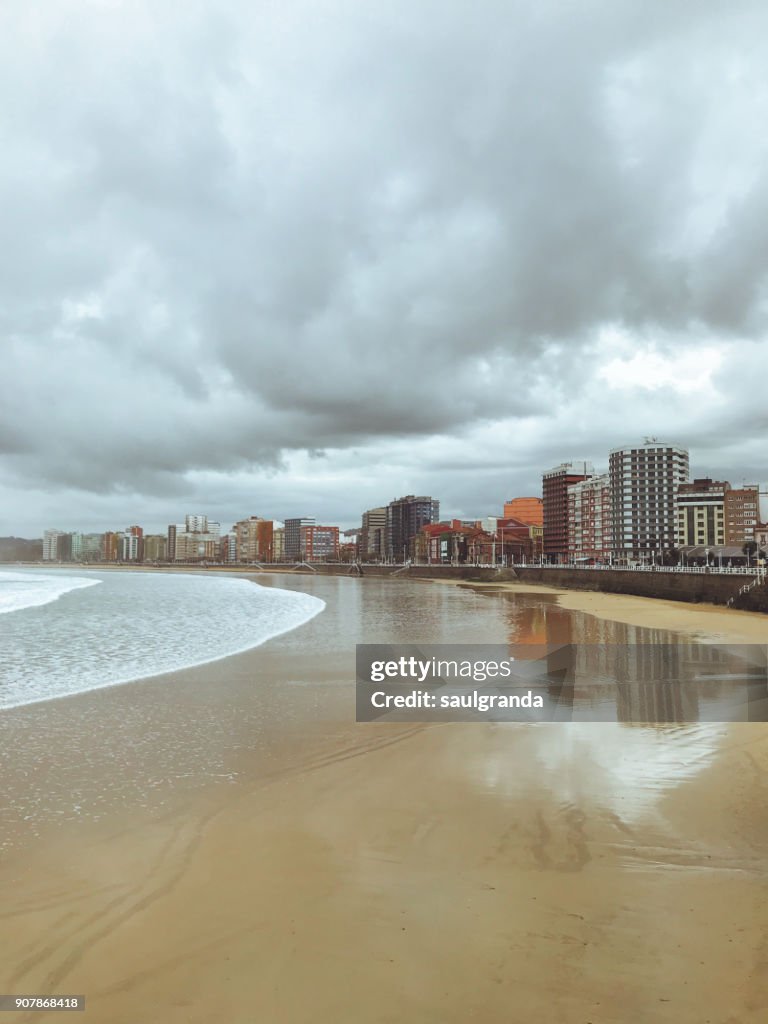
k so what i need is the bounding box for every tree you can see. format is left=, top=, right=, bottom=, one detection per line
left=663, top=547, right=681, bottom=566
left=743, top=540, right=758, bottom=565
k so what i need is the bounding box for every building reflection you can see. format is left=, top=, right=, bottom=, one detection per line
left=501, top=592, right=768, bottom=723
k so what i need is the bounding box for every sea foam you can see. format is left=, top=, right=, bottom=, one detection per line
left=0, top=570, right=101, bottom=616
left=0, top=570, right=325, bottom=709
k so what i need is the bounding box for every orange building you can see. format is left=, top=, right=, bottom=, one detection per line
left=503, top=496, right=543, bottom=526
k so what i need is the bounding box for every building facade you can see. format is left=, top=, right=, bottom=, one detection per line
left=233, top=517, right=274, bottom=562
left=120, top=525, right=144, bottom=562
left=386, top=496, right=440, bottom=562
left=42, top=529, right=65, bottom=560
left=143, top=534, right=168, bottom=562
left=503, top=497, right=543, bottom=526
left=272, top=527, right=285, bottom=562
left=359, top=507, right=387, bottom=561
left=609, top=440, right=689, bottom=560
left=284, top=517, right=315, bottom=561
left=168, top=515, right=221, bottom=562
left=676, top=479, right=728, bottom=547
left=301, top=525, right=339, bottom=561
left=567, top=473, right=612, bottom=560
left=542, top=462, right=594, bottom=561
left=724, top=486, right=760, bottom=546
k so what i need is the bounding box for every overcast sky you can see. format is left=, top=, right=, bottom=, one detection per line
left=2, top=0, right=768, bottom=536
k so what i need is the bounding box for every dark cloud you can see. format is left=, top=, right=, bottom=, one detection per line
left=1, top=0, right=767, bottom=534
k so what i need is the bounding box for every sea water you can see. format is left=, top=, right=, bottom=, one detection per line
left=0, top=569, right=325, bottom=709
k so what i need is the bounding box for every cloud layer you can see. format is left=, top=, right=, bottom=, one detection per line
left=2, top=0, right=768, bottom=533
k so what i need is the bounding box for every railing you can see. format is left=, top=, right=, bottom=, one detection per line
left=727, top=570, right=768, bottom=606
left=513, top=563, right=766, bottom=577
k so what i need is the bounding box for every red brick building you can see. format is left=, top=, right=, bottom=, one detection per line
left=543, top=462, right=594, bottom=561
left=301, top=525, right=340, bottom=561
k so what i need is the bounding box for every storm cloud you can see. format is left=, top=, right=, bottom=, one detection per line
left=2, top=0, right=767, bottom=533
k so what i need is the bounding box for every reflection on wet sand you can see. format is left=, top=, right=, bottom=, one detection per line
left=498, top=592, right=768, bottom=723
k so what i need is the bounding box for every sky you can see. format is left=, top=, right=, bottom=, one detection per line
left=2, top=0, right=768, bottom=536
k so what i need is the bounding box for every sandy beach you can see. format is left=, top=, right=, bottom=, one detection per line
left=1, top=574, right=767, bottom=1023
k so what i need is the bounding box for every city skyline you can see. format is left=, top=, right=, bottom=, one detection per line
left=3, top=3, right=768, bottom=535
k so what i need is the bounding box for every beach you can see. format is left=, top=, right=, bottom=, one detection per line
left=1, top=574, right=767, bottom=1023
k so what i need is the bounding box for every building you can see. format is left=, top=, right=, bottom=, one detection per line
left=57, top=533, right=73, bottom=562
left=567, top=474, right=612, bottom=560
left=724, top=486, right=760, bottom=546
left=103, top=531, right=120, bottom=561
left=168, top=515, right=221, bottom=562
left=80, top=533, right=104, bottom=561
left=386, top=495, right=440, bottom=562
left=174, top=533, right=219, bottom=561
left=284, top=517, right=315, bottom=561
left=120, top=525, right=144, bottom=562
left=184, top=514, right=209, bottom=534
left=542, top=462, right=594, bottom=561
left=609, top=440, right=689, bottom=561
left=272, top=527, right=285, bottom=562
left=495, top=517, right=541, bottom=563
left=676, top=479, right=728, bottom=548
left=42, top=529, right=65, bottom=561
left=503, top=497, right=543, bottom=526
left=233, top=517, right=274, bottom=563
left=419, top=521, right=488, bottom=564
left=301, top=524, right=339, bottom=561
left=219, top=532, right=236, bottom=563
left=143, top=534, right=168, bottom=562
left=359, top=507, right=387, bottom=561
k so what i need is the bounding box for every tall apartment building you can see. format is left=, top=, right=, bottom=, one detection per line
left=184, top=514, right=212, bottom=534
left=143, top=534, right=168, bottom=561
left=80, top=533, right=104, bottom=561
left=219, top=532, right=237, bottom=563
left=42, top=529, right=66, bottom=560
left=272, top=527, right=285, bottom=562
left=724, top=486, right=760, bottom=545
left=233, top=517, right=274, bottom=562
left=301, top=525, right=339, bottom=561
left=542, top=462, right=594, bottom=561
left=609, top=440, right=689, bottom=560
left=503, top=497, right=543, bottom=526
left=284, top=517, right=315, bottom=560
left=386, top=496, right=440, bottom=562
left=103, top=531, right=120, bottom=561
left=359, top=507, right=387, bottom=561
left=121, top=525, right=144, bottom=561
left=168, top=514, right=221, bottom=562
left=676, top=479, right=728, bottom=547
left=567, top=474, right=612, bottom=560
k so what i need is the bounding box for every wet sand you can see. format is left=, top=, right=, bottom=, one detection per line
left=453, top=577, right=768, bottom=644
left=1, top=576, right=767, bottom=1023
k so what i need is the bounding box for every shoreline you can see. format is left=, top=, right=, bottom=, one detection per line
left=447, top=577, right=768, bottom=644
left=9, top=558, right=767, bottom=616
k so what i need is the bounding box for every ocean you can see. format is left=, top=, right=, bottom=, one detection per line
left=0, top=568, right=325, bottom=710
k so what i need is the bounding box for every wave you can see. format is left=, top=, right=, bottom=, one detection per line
left=0, top=570, right=101, bottom=616
left=0, top=570, right=325, bottom=710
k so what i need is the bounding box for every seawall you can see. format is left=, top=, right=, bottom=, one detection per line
left=513, top=567, right=768, bottom=613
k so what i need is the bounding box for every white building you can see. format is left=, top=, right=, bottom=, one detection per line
left=43, top=529, right=65, bottom=560
left=609, top=439, right=689, bottom=560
